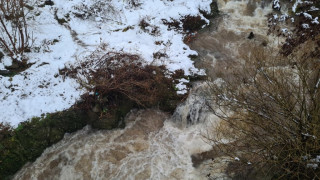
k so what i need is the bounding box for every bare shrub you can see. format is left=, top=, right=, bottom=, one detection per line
left=162, top=18, right=181, bottom=31
left=139, top=18, right=160, bottom=36
left=72, top=1, right=120, bottom=23
left=64, top=49, right=184, bottom=120
left=162, top=15, right=207, bottom=34
left=0, top=0, right=31, bottom=61
left=162, top=15, right=207, bottom=44
left=206, top=38, right=320, bottom=179
left=267, top=0, right=320, bottom=56
left=181, top=15, right=206, bottom=33
left=153, top=51, right=168, bottom=59
left=127, top=0, right=141, bottom=7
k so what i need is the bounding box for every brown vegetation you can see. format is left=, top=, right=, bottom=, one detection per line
left=0, top=48, right=187, bottom=179
left=64, top=49, right=185, bottom=122
left=0, top=0, right=31, bottom=61
left=206, top=38, right=320, bottom=179
left=139, top=18, right=160, bottom=36
left=162, top=15, right=207, bottom=33
left=267, top=0, right=320, bottom=56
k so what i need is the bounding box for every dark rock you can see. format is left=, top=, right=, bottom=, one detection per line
left=0, top=70, right=11, bottom=76
left=248, top=32, right=254, bottom=39
left=45, top=0, right=54, bottom=6
left=191, top=149, right=220, bottom=167
left=0, top=51, right=4, bottom=60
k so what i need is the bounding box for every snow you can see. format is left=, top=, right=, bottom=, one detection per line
left=303, top=12, right=312, bottom=19
left=281, top=28, right=288, bottom=33
left=304, top=155, right=320, bottom=169
left=292, top=0, right=302, bottom=13
left=310, top=6, right=320, bottom=11
left=316, top=78, right=320, bottom=88
left=307, top=163, right=318, bottom=169
left=176, top=78, right=190, bottom=95
left=0, top=0, right=213, bottom=126
left=272, top=0, right=281, bottom=10
left=312, top=17, right=319, bottom=24
left=278, top=14, right=288, bottom=22
left=302, top=23, right=310, bottom=28
left=273, top=14, right=278, bottom=19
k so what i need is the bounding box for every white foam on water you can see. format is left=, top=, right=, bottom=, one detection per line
left=13, top=1, right=285, bottom=179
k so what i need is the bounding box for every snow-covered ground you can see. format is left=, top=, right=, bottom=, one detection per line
left=0, top=0, right=213, bottom=126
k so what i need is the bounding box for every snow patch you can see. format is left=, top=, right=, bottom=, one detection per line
left=0, top=0, right=213, bottom=126
left=312, top=17, right=319, bottom=24
left=302, top=23, right=310, bottom=28
left=272, top=0, right=281, bottom=10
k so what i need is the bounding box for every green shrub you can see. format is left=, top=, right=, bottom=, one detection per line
left=0, top=109, right=88, bottom=179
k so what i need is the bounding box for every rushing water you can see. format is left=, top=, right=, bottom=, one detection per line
left=14, top=0, right=283, bottom=179
left=190, top=0, right=285, bottom=79
left=13, top=107, right=215, bottom=180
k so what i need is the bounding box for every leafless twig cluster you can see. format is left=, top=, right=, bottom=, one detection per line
left=0, top=0, right=31, bottom=61
left=206, top=39, right=320, bottom=179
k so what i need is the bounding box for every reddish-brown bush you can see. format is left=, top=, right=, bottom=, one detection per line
left=64, top=51, right=185, bottom=120
left=0, top=0, right=31, bottom=61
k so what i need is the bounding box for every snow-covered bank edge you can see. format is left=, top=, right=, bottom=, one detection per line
left=0, top=0, right=216, bottom=126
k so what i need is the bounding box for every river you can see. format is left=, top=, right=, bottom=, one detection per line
left=13, top=0, right=282, bottom=179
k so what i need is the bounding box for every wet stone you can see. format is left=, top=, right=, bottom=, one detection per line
left=248, top=32, right=254, bottom=39
left=0, top=70, right=11, bottom=76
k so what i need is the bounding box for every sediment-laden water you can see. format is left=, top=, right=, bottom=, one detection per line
left=14, top=0, right=284, bottom=179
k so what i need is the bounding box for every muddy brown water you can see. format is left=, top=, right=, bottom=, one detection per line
left=190, top=0, right=283, bottom=80
left=13, top=0, right=286, bottom=179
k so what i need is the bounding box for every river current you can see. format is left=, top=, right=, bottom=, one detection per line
left=13, top=0, right=283, bottom=179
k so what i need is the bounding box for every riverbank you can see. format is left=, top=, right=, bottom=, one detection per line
left=0, top=0, right=218, bottom=179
